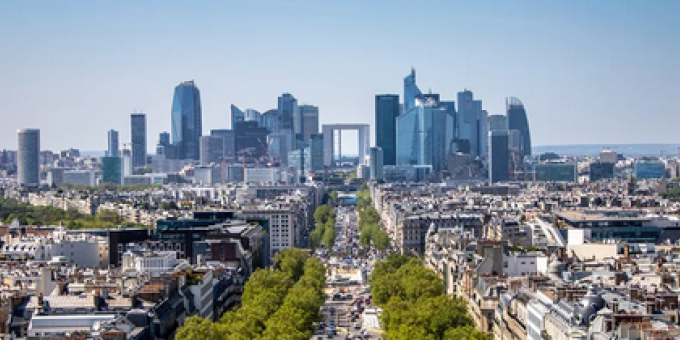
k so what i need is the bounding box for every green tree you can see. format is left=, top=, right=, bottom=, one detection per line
left=274, top=248, right=309, bottom=281
left=96, top=209, right=122, bottom=224
left=322, top=224, right=336, bottom=248
left=330, top=191, right=339, bottom=205
left=374, top=229, right=390, bottom=251
left=443, top=326, right=492, bottom=340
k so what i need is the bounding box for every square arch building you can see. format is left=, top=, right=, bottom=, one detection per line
left=322, top=124, right=370, bottom=168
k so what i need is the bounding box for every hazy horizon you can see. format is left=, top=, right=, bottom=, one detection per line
left=2, top=1, right=679, bottom=153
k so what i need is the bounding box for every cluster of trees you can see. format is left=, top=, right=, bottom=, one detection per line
left=356, top=190, right=389, bottom=251
left=176, top=248, right=326, bottom=340
left=371, top=254, right=491, bottom=340
left=309, top=205, right=336, bottom=249
left=0, top=197, right=147, bottom=229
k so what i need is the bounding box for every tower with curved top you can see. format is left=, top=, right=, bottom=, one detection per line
left=506, top=97, right=531, bottom=156
left=171, top=81, right=202, bottom=160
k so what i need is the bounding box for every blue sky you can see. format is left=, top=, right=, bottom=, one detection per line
left=1, top=0, right=679, bottom=153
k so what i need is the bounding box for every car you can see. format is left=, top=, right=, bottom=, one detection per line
left=327, top=332, right=334, bottom=338
left=362, top=330, right=370, bottom=338
left=354, top=322, right=361, bottom=329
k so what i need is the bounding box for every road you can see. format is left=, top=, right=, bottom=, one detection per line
left=310, top=205, right=384, bottom=340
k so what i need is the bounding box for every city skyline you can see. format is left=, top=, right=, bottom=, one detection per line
left=1, top=1, right=679, bottom=152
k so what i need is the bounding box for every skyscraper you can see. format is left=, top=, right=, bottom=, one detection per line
left=171, top=80, right=202, bottom=160
left=17, top=129, right=40, bottom=187
left=396, top=101, right=449, bottom=171
left=375, top=94, right=400, bottom=165
left=403, top=68, right=423, bottom=112
left=234, top=121, right=268, bottom=158
left=131, top=114, right=147, bottom=167
left=370, top=147, right=384, bottom=181
left=200, top=135, right=224, bottom=165
left=488, top=130, right=509, bottom=183
left=107, top=129, right=119, bottom=157
left=506, top=97, right=532, bottom=156
left=102, top=156, right=122, bottom=185
left=488, top=115, right=507, bottom=131
left=299, top=105, right=319, bottom=142
left=278, top=93, right=297, bottom=133
left=245, top=109, right=261, bottom=123
left=231, top=104, right=245, bottom=129
left=211, top=129, right=235, bottom=158
left=457, top=90, right=484, bottom=157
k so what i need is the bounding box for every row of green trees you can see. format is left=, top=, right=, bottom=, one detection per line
left=0, top=197, right=147, bottom=229
left=176, top=248, right=326, bottom=340
left=371, top=254, right=491, bottom=340
left=356, top=190, right=390, bottom=251
left=310, top=204, right=336, bottom=249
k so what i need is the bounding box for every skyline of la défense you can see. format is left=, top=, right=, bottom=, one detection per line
left=2, top=2, right=680, bottom=340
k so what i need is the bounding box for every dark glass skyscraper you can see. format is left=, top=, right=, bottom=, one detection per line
left=278, top=93, right=297, bottom=133
left=488, top=130, right=509, bottom=183
left=130, top=114, right=146, bottom=167
left=375, top=94, right=399, bottom=165
left=506, top=97, right=531, bottom=156
left=107, top=129, right=119, bottom=157
left=171, top=80, right=202, bottom=160
left=298, top=105, right=319, bottom=142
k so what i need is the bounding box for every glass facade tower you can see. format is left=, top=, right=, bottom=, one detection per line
left=107, top=129, right=119, bottom=157
left=396, top=102, right=449, bottom=171
left=403, top=68, right=423, bottom=112
left=171, top=81, right=202, bottom=160
left=506, top=97, right=532, bottom=156
left=457, top=90, right=484, bottom=157
left=375, top=94, right=400, bottom=166
left=488, top=130, right=509, bottom=183
left=130, top=114, right=147, bottom=167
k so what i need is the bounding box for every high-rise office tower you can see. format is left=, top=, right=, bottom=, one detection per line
left=298, top=105, right=319, bottom=142
left=231, top=104, right=245, bottom=129
left=171, top=80, right=202, bottom=160
left=369, top=147, right=384, bottom=180
left=245, top=109, right=261, bottom=123
left=488, top=130, right=509, bottom=183
left=403, top=68, right=423, bottom=112
left=375, top=94, right=400, bottom=165
left=131, top=114, right=147, bottom=167
left=211, top=129, right=235, bottom=158
left=159, top=131, right=170, bottom=146
left=261, top=109, right=279, bottom=134
left=439, top=100, right=457, bottom=156
left=102, top=156, right=122, bottom=185
left=107, top=130, right=119, bottom=157
left=488, top=115, right=507, bottom=131
left=506, top=97, right=531, bottom=156
left=396, top=101, right=449, bottom=171
left=17, top=129, right=40, bottom=187
left=200, top=135, right=225, bottom=165
left=309, top=134, right=324, bottom=171
left=234, top=121, right=268, bottom=158
left=278, top=93, right=297, bottom=134
left=478, top=110, right=489, bottom=157
left=457, top=90, right=484, bottom=157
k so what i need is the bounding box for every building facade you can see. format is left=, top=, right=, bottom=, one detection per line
left=131, top=114, right=147, bottom=167
left=375, top=94, right=400, bottom=166
left=171, top=80, right=202, bottom=160
left=396, top=102, right=449, bottom=171
left=506, top=97, right=532, bottom=156
left=17, top=129, right=40, bottom=187
left=489, top=130, right=509, bottom=183
left=107, top=129, right=119, bottom=157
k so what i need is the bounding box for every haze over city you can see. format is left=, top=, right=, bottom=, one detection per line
left=1, top=0, right=679, bottom=152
